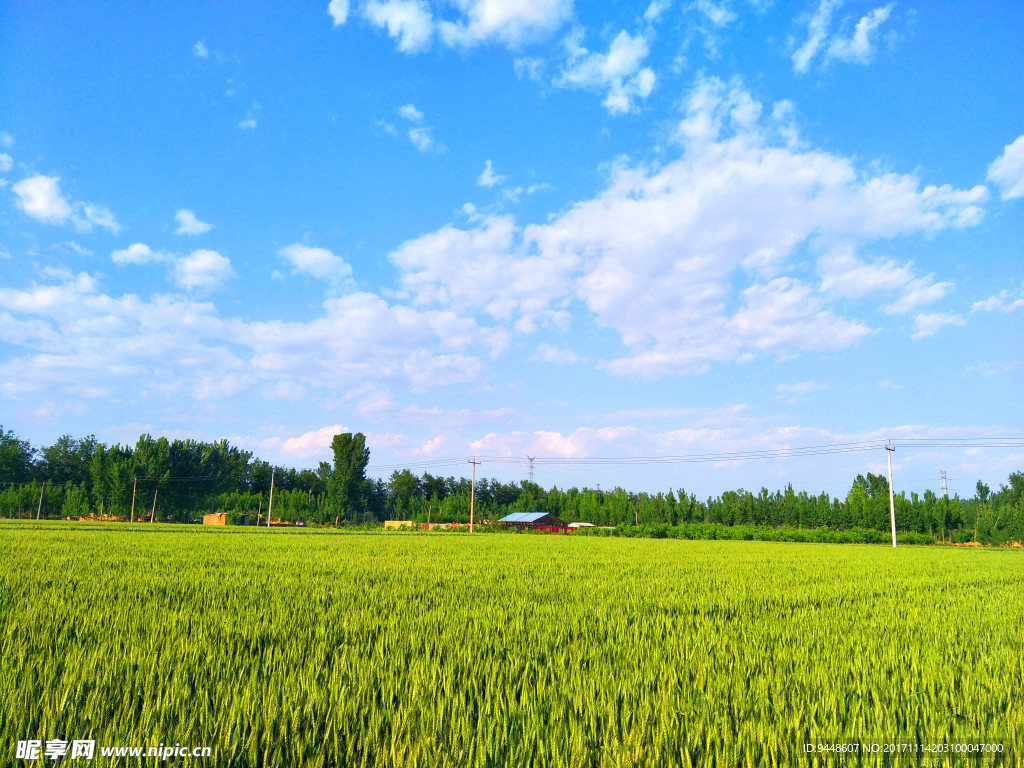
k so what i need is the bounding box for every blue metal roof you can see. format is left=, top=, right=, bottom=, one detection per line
left=499, top=512, right=552, bottom=523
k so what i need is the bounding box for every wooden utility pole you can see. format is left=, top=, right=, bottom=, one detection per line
left=130, top=477, right=137, bottom=523
left=36, top=481, right=45, bottom=520
left=468, top=458, right=481, bottom=533
left=886, top=441, right=897, bottom=548
left=268, top=469, right=275, bottom=528
left=150, top=488, right=158, bottom=523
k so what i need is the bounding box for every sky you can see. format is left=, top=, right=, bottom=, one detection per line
left=1, top=0, right=1022, bottom=498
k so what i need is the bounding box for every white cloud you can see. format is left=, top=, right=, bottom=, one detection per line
left=408, top=127, right=439, bottom=152
left=282, top=425, right=348, bottom=456
left=388, top=75, right=988, bottom=378
left=438, top=0, right=573, bottom=49
left=827, top=4, right=893, bottom=64
left=111, top=243, right=168, bottom=266
left=174, top=209, right=213, bottom=236
left=389, top=214, right=575, bottom=332
left=792, top=0, right=841, bottom=73
left=884, top=277, right=953, bottom=315
left=793, top=0, right=894, bottom=73
left=239, top=113, right=257, bottom=130
left=514, top=57, right=545, bottom=80
left=12, top=175, right=120, bottom=234
left=193, top=40, right=209, bottom=59
left=693, top=0, right=737, bottom=28
left=531, top=343, right=583, bottom=364
left=395, top=103, right=441, bottom=152
left=912, top=312, right=965, bottom=340
left=172, top=249, right=235, bottom=291
left=328, top=0, right=350, bottom=26
left=397, top=103, right=424, bottom=122
left=972, top=282, right=1024, bottom=313
left=558, top=30, right=656, bottom=115
left=0, top=132, right=13, bottom=149
left=0, top=153, right=12, bottom=173
left=0, top=270, right=504, bottom=404
left=987, top=135, right=1024, bottom=201
left=644, top=0, right=672, bottom=22
left=279, top=243, right=353, bottom=282
left=477, top=160, right=505, bottom=187
left=364, top=0, right=434, bottom=53
left=818, top=246, right=913, bottom=299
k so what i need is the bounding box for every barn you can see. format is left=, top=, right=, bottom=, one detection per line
left=498, top=511, right=567, bottom=530
left=203, top=512, right=227, bottom=526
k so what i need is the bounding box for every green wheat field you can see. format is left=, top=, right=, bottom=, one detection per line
left=0, top=522, right=1021, bottom=766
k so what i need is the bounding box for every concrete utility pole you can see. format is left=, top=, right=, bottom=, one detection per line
left=150, top=488, right=158, bottom=523
left=886, top=441, right=897, bottom=548
left=130, top=477, right=137, bottom=523
left=268, top=469, right=275, bottom=528
left=469, top=458, right=481, bottom=533
left=36, top=481, right=45, bottom=520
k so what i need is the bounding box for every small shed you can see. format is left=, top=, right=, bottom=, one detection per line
left=499, top=511, right=567, bottom=529
left=203, top=512, right=227, bottom=526
left=567, top=521, right=595, bottom=529
left=384, top=520, right=414, bottom=530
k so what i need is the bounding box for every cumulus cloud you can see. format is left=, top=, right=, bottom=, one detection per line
left=364, top=0, right=434, bottom=53
left=193, top=40, right=209, bottom=59
left=174, top=209, right=213, bottom=235
left=531, top=343, right=583, bottom=364
left=477, top=160, right=505, bottom=187
left=0, top=153, right=12, bottom=173
left=394, top=103, right=442, bottom=153
left=438, top=0, right=573, bottom=48
left=397, top=103, right=424, bottom=122
left=279, top=243, right=353, bottom=283
left=972, top=282, right=1024, bottom=313
left=558, top=29, right=656, bottom=114
left=328, top=0, right=350, bottom=26
left=172, top=249, right=235, bottom=291
left=387, top=75, right=988, bottom=377
left=827, top=3, right=893, bottom=64
left=793, top=0, right=894, bottom=73
left=282, top=425, right=348, bottom=456
left=818, top=246, right=954, bottom=315
left=912, top=312, right=965, bottom=340
left=987, top=135, right=1024, bottom=201
left=111, top=243, right=168, bottom=265
left=0, top=270, right=505, bottom=404
left=12, top=174, right=120, bottom=234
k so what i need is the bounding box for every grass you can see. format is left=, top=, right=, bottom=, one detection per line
left=0, top=521, right=1020, bottom=766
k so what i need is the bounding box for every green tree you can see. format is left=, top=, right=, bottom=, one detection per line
left=0, top=426, right=35, bottom=483
left=329, top=433, right=369, bottom=523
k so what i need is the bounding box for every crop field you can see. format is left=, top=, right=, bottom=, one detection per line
left=0, top=523, right=1021, bottom=767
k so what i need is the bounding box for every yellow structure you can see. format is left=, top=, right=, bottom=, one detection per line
left=203, top=512, right=227, bottom=526
left=384, top=520, right=413, bottom=530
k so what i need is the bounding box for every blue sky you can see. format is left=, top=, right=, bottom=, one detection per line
left=1, top=0, right=1022, bottom=497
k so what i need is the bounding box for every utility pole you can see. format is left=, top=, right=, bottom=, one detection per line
left=36, top=481, right=45, bottom=520
left=150, top=487, right=158, bottom=523
left=940, top=470, right=948, bottom=499
left=886, top=441, right=897, bottom=548
left=527, top=456, right=535, bottom=485
left=268, top=469, right=275, bottom=528
left=468, top=458, right=481, bottom=533
left=130, top=477, right=137, bottom=523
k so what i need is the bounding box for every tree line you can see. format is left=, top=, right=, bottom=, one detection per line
left=1, top=426, right=1022, bottom=544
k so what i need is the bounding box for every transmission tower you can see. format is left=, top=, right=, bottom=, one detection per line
left=526, top=456, right=535, bottom=484
left=940, top=470, right=948, bottom=498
